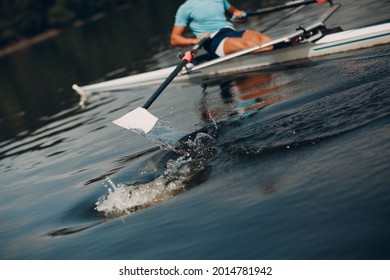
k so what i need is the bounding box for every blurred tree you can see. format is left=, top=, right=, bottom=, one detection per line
left=0, top=0, right=132, bottom=47
left=64, top=0, right=104, bottom=18
left=13, top=0, right=52, bottom=35
left=48, top=0, right=75, bottom=27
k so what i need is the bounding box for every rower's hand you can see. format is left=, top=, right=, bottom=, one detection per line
left=230, top=10, right=247, bottom=23
left=196, top=33, right=211, bottom=44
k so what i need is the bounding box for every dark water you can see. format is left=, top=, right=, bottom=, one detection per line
left=1, top=0, right=390, bottom=259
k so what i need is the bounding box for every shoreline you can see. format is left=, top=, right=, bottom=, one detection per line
left=0, top=4, right=130, bottom=58
left=0, top=29, right=61, bottom=58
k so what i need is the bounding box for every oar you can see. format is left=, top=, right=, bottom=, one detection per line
left=112, top=37, right=209, bottom=133
left=232, top=0, right=332, bottom=19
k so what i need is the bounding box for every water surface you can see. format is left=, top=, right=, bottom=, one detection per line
left=1, top=0, right=389, bottom=259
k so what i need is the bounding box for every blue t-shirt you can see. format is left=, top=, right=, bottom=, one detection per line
left=174, top=0, right=234, bottom=37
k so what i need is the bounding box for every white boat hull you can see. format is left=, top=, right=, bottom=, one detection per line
left=73, top=22, right=390, bottom=99
left=309, top=23, right=390, bottom=56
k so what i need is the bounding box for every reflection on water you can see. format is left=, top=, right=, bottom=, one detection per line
left=199, top=72, right=288, bottom=124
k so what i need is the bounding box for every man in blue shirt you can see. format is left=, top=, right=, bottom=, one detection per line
left=171, top=0, right=273, bottom=59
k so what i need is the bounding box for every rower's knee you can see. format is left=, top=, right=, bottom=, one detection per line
left=243, top=30, right=273, bottom=51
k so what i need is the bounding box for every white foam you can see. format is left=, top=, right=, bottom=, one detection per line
left=95, top=132, right=214, bottom=217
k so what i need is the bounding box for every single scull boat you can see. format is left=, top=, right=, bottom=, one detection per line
left=72, top=3, right=389, bottom=104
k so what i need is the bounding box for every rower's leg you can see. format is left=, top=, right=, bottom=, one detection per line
left=242, top=30, right=273, bottom=51
left=223, top=37, right=256, bottom=55
left=223, top=30, right=273, bottom=55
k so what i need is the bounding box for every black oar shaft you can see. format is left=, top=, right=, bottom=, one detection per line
left=141, top=37, right=209, bottom=110
left=142, top=59, right=188, bottom=109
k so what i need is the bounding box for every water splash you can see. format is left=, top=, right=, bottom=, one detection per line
left=95, top=132, right=215, bottom=218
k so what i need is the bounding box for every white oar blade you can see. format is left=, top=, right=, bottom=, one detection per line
left=112, top=107, right=158, bottom=134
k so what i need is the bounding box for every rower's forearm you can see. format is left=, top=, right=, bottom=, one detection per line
left=170, top=35, right=199, bottom=47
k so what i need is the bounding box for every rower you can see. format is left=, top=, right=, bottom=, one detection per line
left=170, top=0, right=273, bottom=60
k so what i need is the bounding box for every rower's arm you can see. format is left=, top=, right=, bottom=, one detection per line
left=171, top=26, right=209, bottom=47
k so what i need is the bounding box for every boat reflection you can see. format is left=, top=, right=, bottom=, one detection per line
left=199, top=72, right=286, bottom=123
